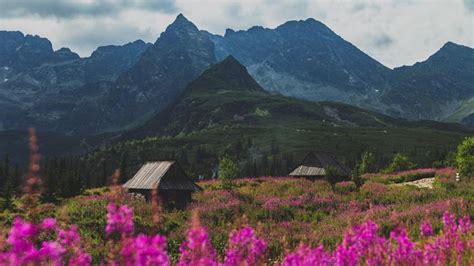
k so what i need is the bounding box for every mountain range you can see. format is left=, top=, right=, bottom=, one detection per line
left=0, top=14, right=472, bottom=136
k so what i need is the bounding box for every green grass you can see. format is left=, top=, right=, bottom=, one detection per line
left=445, top=97, right=474, bottom=122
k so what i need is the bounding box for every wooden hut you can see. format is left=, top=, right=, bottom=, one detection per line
left=123, top=161, right=201, bottom=208
left=289, top=152, right=351, bottom=181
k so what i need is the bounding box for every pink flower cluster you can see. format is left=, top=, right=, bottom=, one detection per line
left=261, top=194, right=336, bottom=211
left=435, top=167, right=457, bottom=178
left=281, top=211, right=473, bottom=266
left=190, top=190, right=241, bottom=212
left=224, top=226, right=267, bottom=265
left=121, top=234, right=170, bottom=266
left=1, top=204, right=472, bottom=265
left=106, top=203, right=134, bottom=236
left=178, top=226, right=217, bottom=265
left=0, top=217, right=91, bottom=265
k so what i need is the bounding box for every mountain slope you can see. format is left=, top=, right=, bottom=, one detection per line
left=92, top=14, right=217, bottom=133
left=125, top=56, right=427, bottom=139
left=206, top=18, right=391, bottom=104
left=382, top=42, right=474, bottom=122
left=0, top=31, right=151, bottom=132
left=100, top=56, right=471, bottom=179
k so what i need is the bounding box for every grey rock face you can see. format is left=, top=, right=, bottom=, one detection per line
left=0, top=31, right=151, bottom=134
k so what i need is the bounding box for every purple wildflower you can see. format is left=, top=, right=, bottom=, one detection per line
left=177, top=226, right=217, bottom=266
left=224, top=226, right=267, bottom=265
left=106, top=203, right=134, bottom=236
left=420, top=221, right=434, bottom=237
left=121, top=234, right=170, bottom=266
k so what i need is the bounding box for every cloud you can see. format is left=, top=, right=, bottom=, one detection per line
left=464, top=0, right=474, bottom=12
left=0, top=0, right=177, bottom=18
left=372, top=34, right=394, bottom=48
left=0, top=0, right=472, bottom=68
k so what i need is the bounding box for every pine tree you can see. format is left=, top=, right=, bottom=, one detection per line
left=359, top=151, right=377, bottom=174
left=1, top=176, right=14, bottom=210
left=218, top=157, right=238, bottom=189
left=119, top=152, right=129, bottom=184
left=101, top=160, right=108, bottom=187
left=252, top=159, right=258, bottom=177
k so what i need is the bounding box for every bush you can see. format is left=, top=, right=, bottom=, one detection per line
left=387, top=169, right=436, bottom=183
left=359, top=151, right=377, bottom=174
left=360, top=182, right=389, bottom=200
left=218, top=157, right=238, bottom=189
left=351, top=165, right=363, bottom=188
left=334, top=181, right=357, bottom=193
left=456, top=137, right=474, bottom=178
left=384, top=153, right=415, bottom=173
left=433, top=175, right=456, bottom=190
left=325, top=166, right=345, bottom=185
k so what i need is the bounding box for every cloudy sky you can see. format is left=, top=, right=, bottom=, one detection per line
left=0, top=0, right=472, bottom=68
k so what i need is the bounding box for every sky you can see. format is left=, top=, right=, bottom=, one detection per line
left=0, top=0, right=472, bottom=68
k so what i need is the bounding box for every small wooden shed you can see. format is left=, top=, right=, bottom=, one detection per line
left=289, top=152, right=351, bottom=181
left=123, top=161, right=201, bottom=208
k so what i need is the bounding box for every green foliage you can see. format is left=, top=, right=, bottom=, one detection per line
left=433, top=175, right=456, bottom=191
left=254, top=107, right=270, bottom=117
left=351, top=165, right=363, bottom=188
left=325, top=166, right=343, bottom=185
left=359, top=151, right=377, bottom=174
left=334, top=181, right=357, bottom=193
left=456, top=137, right=474, bottom=178
left=218, top=157, right=238, bottom=189
left=384, top=153, right=415, bottom=173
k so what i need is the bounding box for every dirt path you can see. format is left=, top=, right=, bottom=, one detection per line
left=393, top=177, right=435, bottom=189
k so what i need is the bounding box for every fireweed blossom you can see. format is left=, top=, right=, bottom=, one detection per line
left=0, top=217, right=91, bottom=265
left=420, top=222, right=434, bottom=237
left=224, top=226, right=267, bottom=265
left=280, top=244, right=332, bottom=266
left=120, top=234, right=170, bottom=266
left=0, top=205, right=472, bottom=265
left=177, top=226, right=218, bottom=266
left=106, top=203, right=134, bottom=236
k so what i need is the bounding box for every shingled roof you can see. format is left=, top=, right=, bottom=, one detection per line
left=289, top=152, right=351, bottom=177
left=123, top=161, right=201, bottom=191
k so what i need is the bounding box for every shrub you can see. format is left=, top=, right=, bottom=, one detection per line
left=351, top=165, right=363, bottom=188
left=360, top=182, right=389, bottom=199
left=433, top=175, right=456, bottom=191
left=456, top=136, right=474, bottom=178
left=384, top=153, right=415, bottom=173
left=254, top=107, right=270, bottom=117
left=325, top=166, right=344, bottom=185
left=388, top=169, right=436, bottom=183
left=218, top=157, right=238, bottom=189
left=359, top=151, right=377, bottom=174
left=334, top=181, right=357, bottom=194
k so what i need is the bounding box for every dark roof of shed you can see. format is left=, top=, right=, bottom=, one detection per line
left=289, top=152, right=351, bottom=176
left=123, top=161, right=200, bottom=191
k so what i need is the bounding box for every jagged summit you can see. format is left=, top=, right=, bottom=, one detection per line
left=175, top=13, right=189, bottom=22
left=163, top=13, right=199, bottom=34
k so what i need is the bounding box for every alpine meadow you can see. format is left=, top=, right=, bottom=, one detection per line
left=0, top=1, right=473, bottom=265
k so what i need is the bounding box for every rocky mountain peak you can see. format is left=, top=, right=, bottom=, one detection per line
left=160, top=13, right=199, bottom=40
left=54, top=47, right=80, bottom=61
